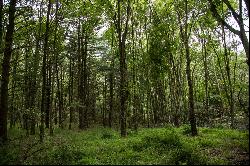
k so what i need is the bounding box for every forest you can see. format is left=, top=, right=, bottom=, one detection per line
left=0, top=0, right=249, bottom=165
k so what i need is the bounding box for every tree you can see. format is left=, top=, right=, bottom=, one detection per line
left=177, top=0, right=198, bottom=136
left=40, top=0, right=52, bottom=142
left=0, top=0, right=3, bottom=52
left=116, top=0, right=131, bottom=137
left=0, top=0, right=17, bottom=143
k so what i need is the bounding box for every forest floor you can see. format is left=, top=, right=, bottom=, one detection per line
left=0, top=125, right=249, bottom=165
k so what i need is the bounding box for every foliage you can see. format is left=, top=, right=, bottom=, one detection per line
left=0, top=126, right=248, bottom=165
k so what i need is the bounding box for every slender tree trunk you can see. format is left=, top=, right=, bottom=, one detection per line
left=83, top=32, right=88, bottom=128
left=0, top=0, right=3, bottom=51
left=49, top=65, right=55, bottom=136
left=103, top=76, right=107, bottom=127
left=57, top=67, right=64, bottom=128
left=221, top=25, right=235, bottom=128
left=56, top=52, right=62, bottom=129
left=117, top=0, right=131, bottom=137
left=212, top=41, right=228, bottom=123
left=77, top=20, right=83, bottom=129
left=108, top=31, right=114, bottom=128
left=24, top=46, right=32, bottom=136
left=10, top=58, right=17, bottom=129
left=169, top=51, right=180, bottom=127
left=69, top=57, right=74, bottom=129
left=185, top=38, right=198, bottom=136
left=201, top=37, right=209, bottom=124
left=45, top=60, right=51, bottom=129
left=40, top=0, right=52, bottom=142
left=29, top=2, right=43, bottom=134
left=179, top=0, right=198, bottom=136
left=109, top=59, right=114, bottom=128
left=147, top=91, right=150, bottom=128
left=0, top=0, right=16, bottom=143
left=54, top=3, right=63, bottom=129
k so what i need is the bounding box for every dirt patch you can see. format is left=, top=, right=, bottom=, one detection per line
left=227, top=148, right=249, bottom=165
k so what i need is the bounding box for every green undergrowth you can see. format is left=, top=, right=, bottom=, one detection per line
left=0, top=125, right=248, bottom=165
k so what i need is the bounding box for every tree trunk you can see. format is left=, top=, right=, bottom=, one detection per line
left=29, top=2, right=43, bottom=134
left=83, top=32, right=88, bottom=129
left=69, top=57, right=74, bottom=129
left=179, top=0, right=198, bottom=136
left=40, top=0, right=52, bottom=142
left=221, top=25, right=235, bottom=128
left=185, top=39, right=198, bottom=136
left=49, top=64, right=55, bottom=136
left=169, top=52, right=180, bottom=127
left=109, top=63, right=114, bottom=128
left=117, top=0, right=131, bottom=137
left=108, top=32, right=114, bottom=128
left=201, top=36, right=209, bottom=125
left=0, top=0, right=16, bottom=143
left=10, top=58, right=17, bottom=129
left=77, top=20, right=84, bottom=129
left=0, top=0, right=3, bottom=51
left=45, top=60, right=51, bottom=129
left=103, top=76, right=107, bottom=127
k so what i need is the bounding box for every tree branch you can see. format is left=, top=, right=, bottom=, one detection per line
left=222, top=0, right=241, bottom=24
left=208, top=0, right=241, bottom=36
left=243, top=0, right=249, bottom=16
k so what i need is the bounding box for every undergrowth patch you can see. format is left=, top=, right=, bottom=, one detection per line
left=0, top=125, right=248, bottom=165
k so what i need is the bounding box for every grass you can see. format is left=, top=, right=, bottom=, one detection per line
left=0, top=125, right=248, bottom=165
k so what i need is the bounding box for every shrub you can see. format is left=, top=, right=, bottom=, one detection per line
left=167, top=144, right=207, bottom=165
left=101, top=132, right=114, bottom=139
left=140, top=129, right=182, bottom=151
left=47, top=144, right=86, bottom=165
left=0, top=143, right=20, bottom=165
left=100, top=128, right=119, bottom=139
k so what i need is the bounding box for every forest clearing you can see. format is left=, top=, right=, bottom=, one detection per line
left=0, top=0, right=249, bottom=165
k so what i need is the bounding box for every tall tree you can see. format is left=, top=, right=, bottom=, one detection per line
left=40, top=0, right=52, bottom=142
left=178, top=0, right=198, bottom=136
left=116, top=0, right=131, bottom=137
left=108, top=29, right=115, bottom=128
left=0, top=0, right=17, bottom=143
left=0, top=0, right=3, bottom=51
